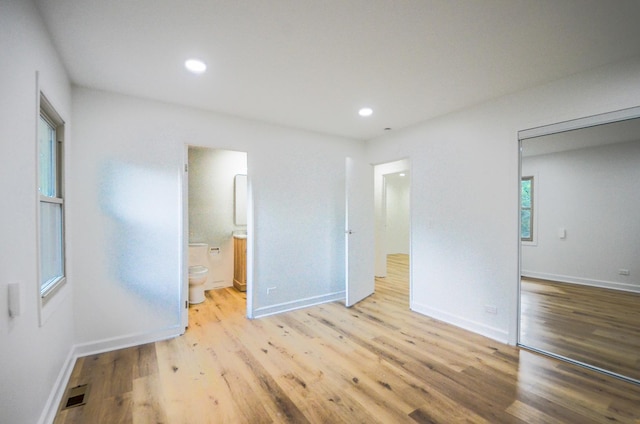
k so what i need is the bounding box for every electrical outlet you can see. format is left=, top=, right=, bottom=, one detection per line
left=484, top=305, right=497, bottom=314
left=619, top=269, right=630, bottom=276
left=267, top=287, right=277, bottom=295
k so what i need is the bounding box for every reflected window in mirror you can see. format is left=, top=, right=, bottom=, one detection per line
left=521, top=176, right=533, bottom=241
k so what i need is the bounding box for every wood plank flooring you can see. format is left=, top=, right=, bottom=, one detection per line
left=520, top=277, right=640, bottom=382
left=55, top=255, right=640, bottom=423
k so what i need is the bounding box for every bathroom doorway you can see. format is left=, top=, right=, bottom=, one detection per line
left=182, top=146, right=248, bottom=328
left=374, top=160, right=411, bottom=304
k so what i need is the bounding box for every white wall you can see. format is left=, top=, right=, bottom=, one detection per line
left=522, top=140, right=640, bottom=292
left=385, top=173, right=410, bottom=255
left=70, top=90, right=184, bottom=346
left=188, top=147, right=247, bottom=288
left=70, top=87, right=367, bottom=345
left=366, top=57, right=640, bottom=344
left=0, top=1, right=75, bottom=423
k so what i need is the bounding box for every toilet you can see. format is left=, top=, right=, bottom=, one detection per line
left=188, top=265, right=207, bottom=304
left=188, top=243, right=209, bottom=304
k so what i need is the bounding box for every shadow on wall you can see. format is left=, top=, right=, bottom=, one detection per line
left=100, top=160, right=180, bottom=313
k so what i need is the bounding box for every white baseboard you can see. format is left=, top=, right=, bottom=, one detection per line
left=206, top=279, right=230, bottom=290
left=73, top=325, right=183, bottom=358
left=522, top=271, right=640, bottom=294
left=410, top=301, right=509, bottom=344
left=38, top=325, right=183, bottom=424
left=253, top=291, right=346, bottom=318
left=38, top=346, right=77, bottom=424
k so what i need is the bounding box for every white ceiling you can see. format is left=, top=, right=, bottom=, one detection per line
left=35, top=0, right=640, bottom=140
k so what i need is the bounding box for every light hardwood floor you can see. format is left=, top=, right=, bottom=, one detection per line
left=55, top=255, right=640, bottom=423
left=520, top=277, right=640, bottom=382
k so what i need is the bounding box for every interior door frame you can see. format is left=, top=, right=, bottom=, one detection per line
left=373, top=159, right=412, bottom=305
left=182, top=144, right=252, bottom=329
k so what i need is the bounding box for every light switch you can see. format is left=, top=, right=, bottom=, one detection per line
left=558, top=228, right=566, bottom=239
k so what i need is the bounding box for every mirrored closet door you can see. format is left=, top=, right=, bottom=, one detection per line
left=519, top=107, right=640, bottom=384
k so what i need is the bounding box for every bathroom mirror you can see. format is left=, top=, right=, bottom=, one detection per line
left=234, top=174, right=247, bottom=226
left=519, top=107, right=640, bottom=384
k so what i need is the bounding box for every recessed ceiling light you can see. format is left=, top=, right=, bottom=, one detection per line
left=399, top=173, right=406, bottom=177
left=185, top=59, right=207, bottom=74
left=358, top=107, right=373, bottom=117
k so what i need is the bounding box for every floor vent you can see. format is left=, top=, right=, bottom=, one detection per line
left=61, top=384, right=90, bottom=410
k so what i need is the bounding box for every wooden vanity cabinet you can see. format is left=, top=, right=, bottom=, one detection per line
left=233, top=237, right=247, bottom=292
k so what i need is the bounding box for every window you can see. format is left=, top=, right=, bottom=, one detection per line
left=521, top=176, right=533, bottom=241
left=39, top=94, right=65, bottom=302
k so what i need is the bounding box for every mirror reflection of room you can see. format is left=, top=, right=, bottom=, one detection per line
left=519, top=116, right=640, bottom=383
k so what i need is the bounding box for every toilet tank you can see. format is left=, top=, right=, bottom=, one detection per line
left=188, top=243, right=209, bottom=266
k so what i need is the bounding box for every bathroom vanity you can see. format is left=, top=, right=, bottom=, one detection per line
left=233, top=234, right=247, bottom=292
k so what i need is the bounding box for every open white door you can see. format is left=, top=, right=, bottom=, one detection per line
left=181, top=148, right=189, bottom=332
left=345, top=157, right=375, bottom=307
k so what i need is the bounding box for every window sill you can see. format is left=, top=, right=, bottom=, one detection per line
left=39, top=278, right=69, bottom=327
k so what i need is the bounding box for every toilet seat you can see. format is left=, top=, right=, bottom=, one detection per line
left=189, top=265, right=208, bottom=277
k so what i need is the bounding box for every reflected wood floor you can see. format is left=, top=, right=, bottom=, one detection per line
left=55, top=255, right=640, bottom=423
left=521, top=277, right=640, bottom=381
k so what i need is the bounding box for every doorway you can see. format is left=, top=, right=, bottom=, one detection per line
left=182, top=146, right=248, bottom=328
left=374, top=159, right=411, bottom=303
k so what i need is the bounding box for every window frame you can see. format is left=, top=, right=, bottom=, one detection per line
left=520, top=176, right=533, bottom=242
left=38, top=93, right=66, bottom=305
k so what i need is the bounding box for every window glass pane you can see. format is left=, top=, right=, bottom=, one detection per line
left=40, top=202, right=63, bottom=292
left=521, top=209, right=531, bottom=239
left=39, top=115, right=56, bottom=197
left=521, top=177, right=533, bottom=240
left=521, top=179, right=531, bottom=208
